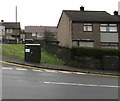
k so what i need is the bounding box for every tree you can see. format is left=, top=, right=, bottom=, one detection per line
left=44, top=30, right=56, bottom=41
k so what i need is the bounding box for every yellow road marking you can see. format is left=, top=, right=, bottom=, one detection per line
left=0, top=60, right=120, bottom=78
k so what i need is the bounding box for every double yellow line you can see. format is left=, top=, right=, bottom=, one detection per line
left=0, top=60, right=120, bottom=78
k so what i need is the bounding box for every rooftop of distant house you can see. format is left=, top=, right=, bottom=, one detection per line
left=1, top=20, right=21, bottom=29
left=25, top=26, right=57, bottom=33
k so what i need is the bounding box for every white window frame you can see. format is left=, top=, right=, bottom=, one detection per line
left=100, top=42, right=118, bottom=49
left=109, top=24, right=117, bottom=26
left=83, top=23, right=93, bottom=32
left=109, top=27, right=117, bottom=32
left=6, top=29, right=13, bottom=33
left=100, top=24, right=117, bottom=32
left=32, top=33, right=36, bottom=36
left=37, top=33, right=44, bottom=38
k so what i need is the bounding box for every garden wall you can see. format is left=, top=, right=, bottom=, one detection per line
left=43, top=42, right=119, bottom=71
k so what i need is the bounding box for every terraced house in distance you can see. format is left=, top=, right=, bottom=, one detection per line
left=1, top=20, right=21, bottom=44
left=57, top=6, right=120, bottom=49
left=24, top=26, right=57, bottom=43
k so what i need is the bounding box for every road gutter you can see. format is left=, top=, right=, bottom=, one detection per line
left=0, top=60, right=120, bottom=78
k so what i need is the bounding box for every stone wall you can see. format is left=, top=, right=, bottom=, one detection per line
left=43, top=42, right=119, bottom=71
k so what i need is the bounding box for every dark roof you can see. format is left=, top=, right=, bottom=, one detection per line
left=2, top=22, right=21, bottom=29
left=63, top=10, right=119, bottom=23
left=25, top=26, right=57, bottom=33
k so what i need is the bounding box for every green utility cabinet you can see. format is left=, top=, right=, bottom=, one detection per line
left=25, top=44, right=41, bottom=63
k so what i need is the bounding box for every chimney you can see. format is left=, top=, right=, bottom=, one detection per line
left=80, top=6, right=84, bottom=11
left=1, top=20, right=4, bottom=22
left=113, top=11, right=118, bottom=15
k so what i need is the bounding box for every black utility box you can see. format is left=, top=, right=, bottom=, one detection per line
left=25, top=44, right=41, bottom=63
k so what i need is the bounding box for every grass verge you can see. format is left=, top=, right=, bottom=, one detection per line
left=2, top=44, right=65, bottom=66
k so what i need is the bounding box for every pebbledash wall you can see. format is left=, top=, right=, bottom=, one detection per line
left=43, top=42, right=119, bottom=71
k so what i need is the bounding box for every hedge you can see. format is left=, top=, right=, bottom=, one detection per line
left=72, top=47, right=120, bottom=57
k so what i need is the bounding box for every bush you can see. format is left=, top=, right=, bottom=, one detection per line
left=72, top=47, right=120, bottom=57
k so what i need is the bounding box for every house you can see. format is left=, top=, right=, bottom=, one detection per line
left=1, top=20, right=21, bottom=43
left=0, top=22, right=5, bottom=43
left=24, top=26, right=57, bottom=43
left=19, top=30, right=26, bottom=43
left=57, top=6, right=120, bottom=49
left=117, top=14, right=120, bottom=49
left=118, top=16, right=120, bottom=48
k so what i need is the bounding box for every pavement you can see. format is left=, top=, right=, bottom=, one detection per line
left=1, top=54, right=120, bottom=76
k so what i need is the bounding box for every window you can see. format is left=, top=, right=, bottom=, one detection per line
left=100, top=27, right=107, bottom=31
left=79, top=41, right=94, bottom=47
left=32, top=33, right=36, bottom=36
left=100, top=33, right=118, bottom=42
left=37, top=33, right=44, bottom=37
left=83, top=23, right=93, bottom=32
left=6, top=29, right=13, bottom=33
left=109, top=27, right=117, bottom=32
left=2, top=29, right=5, bottom=35
left=0, top=35, right=2, bottom=39
left=100, top=24, right=117, bottom=32
left=100, top=42, right=118, bottom=49
left=0, top=27, right=5, bottom=35
left=6, top=36, right=15, bottom=39
left=100, top=24, right=108, bottom=26
left=101, top=46, right=118, bottom=49
left=109, top=24, right=117, bottom=26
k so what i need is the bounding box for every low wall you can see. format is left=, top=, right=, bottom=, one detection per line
left=70, top=56, right=102, bottom=70
left=43, top=43, right=119, bottom=71
left=44, top=43, right=71, bottom=62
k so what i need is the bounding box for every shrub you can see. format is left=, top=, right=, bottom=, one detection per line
left=72, top=47, right=120, bottom=57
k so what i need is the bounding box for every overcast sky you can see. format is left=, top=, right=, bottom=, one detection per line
left=0, top=0, right=120, bottom=29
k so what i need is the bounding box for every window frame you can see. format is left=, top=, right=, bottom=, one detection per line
left=32, top=32, right=37, bottom=37
left=100, top=24, right=117, bottom=33
left=6, top=29, right=13, bottom=33
left=83, top=23, right=93, bottom=32
left=37, top=33, right=44, bottom=38
left=79, top=41, right=94, bottom=47
left=100, top=42, right=118, bottom=49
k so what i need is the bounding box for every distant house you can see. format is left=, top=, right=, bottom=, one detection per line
left=0, top=22, right=5, bottom=43
left=57, top=6, right=120, bottom=49
left=20, top=30, right=26, bottom=43
left=24, top=26, right=57, bottom=42
left=118, top=15, right=120, bottom=49
left=1, top=20, right=21, bottom=43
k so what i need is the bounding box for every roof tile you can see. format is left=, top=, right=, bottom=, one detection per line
left=64, top=10, right=119, bottom=23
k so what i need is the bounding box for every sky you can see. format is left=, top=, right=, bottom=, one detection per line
left=0, top=0, right=120, bottom=29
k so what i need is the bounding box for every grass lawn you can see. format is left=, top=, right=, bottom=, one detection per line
left=2, top=44, right=65, bottom=66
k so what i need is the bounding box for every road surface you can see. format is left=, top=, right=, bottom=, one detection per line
left=1, top=61, right=119, bottom=99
